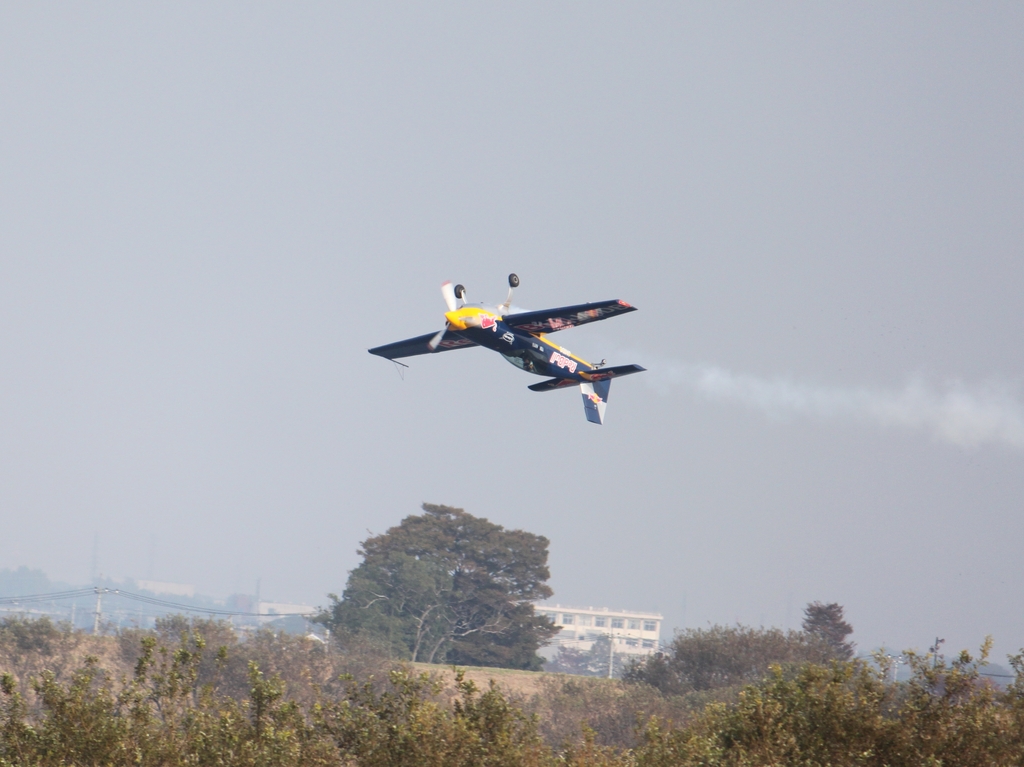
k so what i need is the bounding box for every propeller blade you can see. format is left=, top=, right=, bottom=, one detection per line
left=441, top=281, right=457, bottom=312
left=427, top=326, right=447, bottom=351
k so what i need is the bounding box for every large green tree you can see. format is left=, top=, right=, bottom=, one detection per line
left=319, top=503, right=558, bottom=669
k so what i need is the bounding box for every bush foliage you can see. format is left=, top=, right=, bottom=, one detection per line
left=2, top=616, right=1024, bottom=766
left=623, top=624, right=836, bottom=695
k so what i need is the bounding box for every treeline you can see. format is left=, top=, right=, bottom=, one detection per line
left=549, top=601, right=853, bottom=683
left=3, top=615, right=1024, bottom=765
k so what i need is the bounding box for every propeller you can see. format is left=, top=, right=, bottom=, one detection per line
left=427, top=326, right=446, bottom=351
left=429, top=281, right=458, bottom=351
left=441, top=281, right=457, bottom=312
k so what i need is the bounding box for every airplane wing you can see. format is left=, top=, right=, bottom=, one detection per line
left=584, top=364, right=646, bottom=381
left=527, top=377, right=581, bottom=393
left=527, top=364, right=646, bottom=393
left=368, top=332, right=478, bottom=360
left=502, top=299, right=636, bottom=334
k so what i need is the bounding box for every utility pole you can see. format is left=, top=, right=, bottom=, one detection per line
left=887, top=654, right=903, bottom=684
left=608, top=632, right=615, bottom=679
left=93, top=588, right=103, bottom=634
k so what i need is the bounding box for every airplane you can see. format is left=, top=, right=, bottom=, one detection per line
left=368, top=274, right=645, bottom=424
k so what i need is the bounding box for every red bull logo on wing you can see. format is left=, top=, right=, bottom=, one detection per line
left=480, top=315, right=498, bottom=331
left=549, top=351, right=577, bottom=373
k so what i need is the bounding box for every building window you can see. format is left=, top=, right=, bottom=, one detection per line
left=562, top=614, right=575, bottom=625
left=611, top=618, right=624, bottom=629
left=628, top=619, right=641, bottom=630
left=625, top=638, right=638, bottom=647
left=643, top=620, right=657, bottom=632
left=578, top=615, right=592, bottom=627
left=642, top=639, right=655, bottom=649
left=543, top=612, right=557, bottom=621
left=594, top=616, right=607, bottom=628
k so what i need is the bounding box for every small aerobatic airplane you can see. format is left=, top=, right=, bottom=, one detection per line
left=368, top=274, right=645, bottom=424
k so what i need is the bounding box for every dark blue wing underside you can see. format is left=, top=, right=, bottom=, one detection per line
left=527, top=364, right=646, bottom=392
left=585, top=364, right=646, bottom=381
left=502, top=300, right=636, bottom=334
left=368, top=332, right=478, bottom=360
left=527, top=377, right=580, bottom=392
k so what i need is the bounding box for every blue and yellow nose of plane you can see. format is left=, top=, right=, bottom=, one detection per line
left=445, top=307, right=492, bottom=330
left=444, top=309, right=468, bottom=330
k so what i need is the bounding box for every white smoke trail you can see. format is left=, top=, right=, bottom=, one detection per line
left=646, top=360, right=1024, bottom=449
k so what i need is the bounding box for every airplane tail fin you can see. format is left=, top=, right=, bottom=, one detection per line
left=581, top=381, right=611, bottom=425
left=580, top=363, right=644, bottom=424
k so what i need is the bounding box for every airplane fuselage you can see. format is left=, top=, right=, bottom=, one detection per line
left=443, top=304, right=596, bottom=382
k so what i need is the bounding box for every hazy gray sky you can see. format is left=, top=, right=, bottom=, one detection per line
left=2, top=3, right=1022, bottom=659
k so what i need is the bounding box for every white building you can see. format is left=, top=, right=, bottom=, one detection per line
left=136, top=580, right=196, bottom=598
left=257, top=601, right=317, bottom=618
left=537, top=603, right=663, bottom=655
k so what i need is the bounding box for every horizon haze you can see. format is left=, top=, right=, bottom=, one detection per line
left=1, top=3, right=1022, bottom=662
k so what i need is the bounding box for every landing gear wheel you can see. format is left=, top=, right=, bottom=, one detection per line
left=454, top=284, right=466, bottom=299
left=508, top=273, right=520, bottom=288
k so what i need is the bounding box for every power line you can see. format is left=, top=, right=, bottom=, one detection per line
left=0, top=588, right=316, bottom=618
left=0, top=589, right=95, bottom=605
